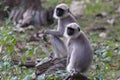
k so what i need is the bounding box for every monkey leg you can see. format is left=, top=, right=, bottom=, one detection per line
left=49, top=35, right=67, bottom=58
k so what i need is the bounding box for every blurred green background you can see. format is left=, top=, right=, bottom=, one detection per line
left=0, top=0, right=120, bottom=80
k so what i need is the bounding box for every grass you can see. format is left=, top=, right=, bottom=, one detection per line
left=82, top=0, right=120, bottom=79
left=0, top=0, right=120, bottom=80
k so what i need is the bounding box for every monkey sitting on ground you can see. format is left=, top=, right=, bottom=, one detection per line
left=40, top=3, right=77, bottom=58
left=64, top=23, right=93, bottom=80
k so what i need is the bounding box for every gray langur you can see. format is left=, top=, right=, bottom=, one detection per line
left=64, top=23, right=93, bottom=77
left=42, top=3, right=77, bottom=58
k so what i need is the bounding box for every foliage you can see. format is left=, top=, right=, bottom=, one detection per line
left=0, top=0, right=120, bottom=80
left=0, top=0, right=9, bottom=11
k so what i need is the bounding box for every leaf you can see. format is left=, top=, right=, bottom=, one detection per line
left=106, top=52, right=112, bottom=57
left=8, top=45, right=14, bottom=53
left=11, top=76, right=20, bottom=80
left=23, top=75, right=32, bottom=80
left=37, top=74, right=46, bottom=80
left=55, top=70, right=67, bottom=78
left=102, top=52, right=112, bottom=58
left=103, top=57, right=112, bottom=62
left=47, top=75, right=54, bottom=80
left=95, top=75, right=105, bottom=80
left=118, top=51, right=120, bottom=55
left=11, top=38, right=17, bottom=44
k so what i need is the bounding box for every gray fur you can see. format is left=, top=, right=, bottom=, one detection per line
left=64, top=23, right=93, bottom=75
left=44, top=3, right=77, bottom=58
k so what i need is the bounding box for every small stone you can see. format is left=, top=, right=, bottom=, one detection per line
left=27, top=25, right=34, bottom=30
left=107, top=18, right=115, bottom=25
left=70, top=1, right=85, bottom=17
left=101, top=12, right=108, bottom=17
left=18, top=28, right=25, bottom=33
left=0, top=46, right=2, bottom=54
left=96, top=12, right=108, bottom=18
left=99, top=32, right=107, bottom=38
left=91, top=65, right=96, bottom=69
left=116, top=6, right=120, bottom=13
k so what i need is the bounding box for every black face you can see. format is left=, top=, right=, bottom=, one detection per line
left=56, top=8, right=64, bottom=17
left=67, top=27, right=75, bottom=36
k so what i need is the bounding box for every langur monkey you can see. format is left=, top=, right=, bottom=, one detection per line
left=41, top=3, right=77, bottom=58
left=64, top=23, right=93, bottom=78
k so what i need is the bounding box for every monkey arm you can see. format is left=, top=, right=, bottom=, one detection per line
left=44, top=30, right=63, bottom=37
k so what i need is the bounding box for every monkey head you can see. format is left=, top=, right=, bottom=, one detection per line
left=53, top=3, right=70, bottom=19
left=64, top=23, right=81, bottom=39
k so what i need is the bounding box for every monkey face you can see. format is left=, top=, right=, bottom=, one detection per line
left=53, top=3, right=70, bottom=19
left=56, top=8, right=65, bottom=17
left=67, top=27, right=75, bottom=36
left=67, top=27, right=80, bottom=36
left=64, top=23, right=81, bottom=38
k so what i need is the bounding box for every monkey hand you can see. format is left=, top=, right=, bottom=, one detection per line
left=36, top=33, right=47, bottom=40
left=38, top=30, right=49, bottom=34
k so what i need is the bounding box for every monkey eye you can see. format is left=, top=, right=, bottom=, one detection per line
left=77, top=27, right=80, bottom=31
left=56, top=8, right=64, bottom=17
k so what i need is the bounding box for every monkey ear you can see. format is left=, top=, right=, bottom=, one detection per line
left=77, top=27, right=80, bottom=31
left=68, top=9, right=71, bottom=13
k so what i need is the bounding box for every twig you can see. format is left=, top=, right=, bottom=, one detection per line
left=12, top=60, right=35, bottom=68
left=64, top=75, right=71, bottom=80
left=64, top=73, right=90, bottom=80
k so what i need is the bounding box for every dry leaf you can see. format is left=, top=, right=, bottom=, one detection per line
left=107, top=18, right=115, bottom=25
left=116, top=6, right=120, bottom=13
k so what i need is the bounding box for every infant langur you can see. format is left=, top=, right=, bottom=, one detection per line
left=64, top=23, right=93, bottom=77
